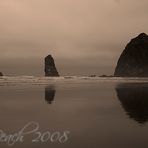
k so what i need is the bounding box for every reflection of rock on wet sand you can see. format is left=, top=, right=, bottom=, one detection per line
left=45, top=86, right=56, bottom=104
left=116, top=83, right=148, bottom=124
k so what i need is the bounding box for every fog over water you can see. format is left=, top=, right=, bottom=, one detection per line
left=0, top=0, right=148, bottom=76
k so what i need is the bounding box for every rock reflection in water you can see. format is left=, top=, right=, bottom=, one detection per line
left=45, top=85, right=56, bottom=104
left=116, top=83, right=148, bottom=124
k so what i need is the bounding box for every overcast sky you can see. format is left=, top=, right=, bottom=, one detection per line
left=0, top=0, right=148, bottom=76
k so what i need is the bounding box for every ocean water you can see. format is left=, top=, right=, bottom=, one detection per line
left=0, top=76, right=148, bottom=148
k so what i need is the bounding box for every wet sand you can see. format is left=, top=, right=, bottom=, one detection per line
left=0, top=78, right=148, bottom=148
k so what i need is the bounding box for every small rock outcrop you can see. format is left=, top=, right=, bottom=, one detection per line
left=99, top=75, right=113, bottom=77
left=0, top=72, right=3, bottom=76
left=44, top=55, right=59, bottom=77
left=114, top=33, right=148, bottom=77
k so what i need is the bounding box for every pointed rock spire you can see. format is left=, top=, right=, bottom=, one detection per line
left=44, top=55, right=59, bottom=77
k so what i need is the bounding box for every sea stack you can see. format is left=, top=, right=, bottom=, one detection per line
left=114, top=33, right=148, bottom=77
left=44, top=55, right=59, bottom=77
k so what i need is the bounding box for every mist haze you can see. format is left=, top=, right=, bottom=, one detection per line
left=0, top=0, right=148, bottom=76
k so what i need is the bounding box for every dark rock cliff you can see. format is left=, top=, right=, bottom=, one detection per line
left=114, top=33, right=148, bottom=77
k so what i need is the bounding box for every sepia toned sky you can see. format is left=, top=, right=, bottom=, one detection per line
left=0, top=0, right=148, bottom=76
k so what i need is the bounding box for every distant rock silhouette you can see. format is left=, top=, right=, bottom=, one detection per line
left=0, top=72, right=3, bottom=76
left=44, top=55, right=59, bottom=77
left=45, top=85, right=56, bottom=104
left=99, top=75, right=113, bottom=77
left=116, top=83, right=148, bottom=124
left=114, top=33, right=148, bottom=77
left=89, top=75, right=97, bottom=77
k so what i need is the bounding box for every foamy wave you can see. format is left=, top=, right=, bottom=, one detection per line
left=0, top=76, right=148, bottom=86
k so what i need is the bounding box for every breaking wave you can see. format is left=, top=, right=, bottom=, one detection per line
left=0, top=76, right=148, bottom=86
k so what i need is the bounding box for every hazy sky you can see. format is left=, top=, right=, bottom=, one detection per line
left=0, top=0, right=148, bottom=76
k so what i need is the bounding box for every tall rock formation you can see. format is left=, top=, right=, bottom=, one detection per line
left=44, top=55, right=59, bottom=77
left=114, top=33, right=148, bottom=77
